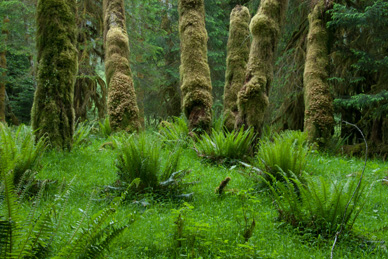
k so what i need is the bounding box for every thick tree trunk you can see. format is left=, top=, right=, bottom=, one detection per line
left=223, top=5, right=250, bottom=131
left=303, top=0, right=334, bottom=144
left=31, top=0, right=78, bottom=149
left=0, top=17, right=9, bottom=123
left=103, top=0, right=141, bottom=132
left=236, top=0, right=288, bottom=135
left=178, top=0, right=213, bottom=132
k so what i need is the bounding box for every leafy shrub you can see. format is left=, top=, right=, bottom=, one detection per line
left=158, top=116, right=190, bottom=147
left=194, top=127, right=255, bottom=163
left=263, top=174, right=367, bottom=237
left=116, top=134, right=190, bottom=195
left=0, top=123, right=47, bottom=184
left=257, top=130, right=311, bottom=183
left=99, top=117, right=112, bottom=138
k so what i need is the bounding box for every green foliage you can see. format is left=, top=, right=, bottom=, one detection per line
left=256, top=131, right=311, bottom=183
left=0, top=171, right=56, bottom=258
left=116, top=133, right=189, bottom=195
left=263, top=174, right=367, bottom=237
left=98, top=117, right=112, bottom=138
left=194, top=127, right=255, bottom=163
left=157, top=116, right=189, bottom=147
left=0, top=123, right=47, bottom=184
left=73, top=121, right=95, bottom=148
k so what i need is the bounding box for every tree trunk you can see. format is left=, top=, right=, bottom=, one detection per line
left=0, top=17, right=9, bottom=123
left=223, top=5, right=251, bottom=131
left=236, top=0, right=288, bottom=135
left=303, top=0, right=334, bottom=144
left=31, top=0, right=78, bottom=150
left=178, top=0, right=213, bottom=132
left=103, top=0, right=141, bottom=132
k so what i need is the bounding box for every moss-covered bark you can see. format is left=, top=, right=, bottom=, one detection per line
left=103, top=0, right=140, bottom=132
left=236, top=0, right=288, bottom=135
left=0, top=17, right=9, bottom=123
left=178, top=0, right=213, bottom=132
left=31, top=0, right=78, bottom=149
left=223, top=5, right=251, bottom=131
left=303, top=1, right=334, bottom=144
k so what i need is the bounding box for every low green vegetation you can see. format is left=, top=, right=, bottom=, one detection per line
left=1, top=122, right=388, bottom=258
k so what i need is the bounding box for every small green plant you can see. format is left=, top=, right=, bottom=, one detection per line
left=73, top=120, right=95, bottom=148
left=98, top=117, right=112, bottom=138
left=116, top=134, right=190, bottom=195
left=0, top=123, right=48, bottom=184
left=194, top=127, right=255, bottom=163
left=158, top=116, right=190, bottom=147
left=257, top=130, right=311, bottom=183
left=263, top=173, right=367, bottom=237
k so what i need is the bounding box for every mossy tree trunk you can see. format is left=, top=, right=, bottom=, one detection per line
left=223, top=5, right=251, bottom=131
left=103, top=0, right=141, bottom=132
left=31, top=0, right=78, bottom=149
left=178, top=0, right=213, bottom=132
left=303, top=1, right=334, bottom=144
left=0, top=17, right=9, bottom=123
left=236, top=0, right=288, bottom=135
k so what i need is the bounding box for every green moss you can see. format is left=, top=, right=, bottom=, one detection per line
left=236, top=0, right=288, bottom=135
left=303, top=1, right=334, bottom=144
left=179, top=0, right=213, bottom=132
left=103, top=0, right=141, bottom=132
left=223, top=5, right=251, bottom=131
left=31, top=0, right=78, bottom=150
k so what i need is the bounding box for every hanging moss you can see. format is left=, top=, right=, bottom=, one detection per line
left=103, top=0, right=141, bottom=132
left=31, top=0, right=78, bottom=150
left=236, top=0, right=288, bottom=135
left=303, top=1, right=334, bottom=144
left=179, top=0, right=213, bottom=132
left=223, top=5, right=251, bottom=131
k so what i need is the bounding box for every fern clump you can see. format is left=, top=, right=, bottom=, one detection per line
left=194, top=127, right=255, bottom=163
left=158, top=116, right=190, bottom=147
left=257, top=130, right=311, bottom=183
left=73, top=120, right=95, bottom=148
left=116, top=134, right=190, bottom=195
left=99, top=117, right=112, bottom=138
left=0, top=123, right=47, bottom=184
left=264, top=174, right=366, bottom=237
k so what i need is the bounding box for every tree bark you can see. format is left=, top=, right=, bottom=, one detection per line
left=236, top=0, right=289, bottom=135
left=223, top=5, right=250, bottom=131
left=103, top=0, right=141, bottom=132
left=31, top=0, right=78, bottom=149
left=303, top=0, right=334, bottom=144
left=178, top=0, right=213, bottom=132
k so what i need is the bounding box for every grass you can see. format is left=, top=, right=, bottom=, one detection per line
left=3, top=128, right=388, bottom=258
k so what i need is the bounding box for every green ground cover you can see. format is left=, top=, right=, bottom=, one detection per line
left=2, top=123, right=388, bottom=258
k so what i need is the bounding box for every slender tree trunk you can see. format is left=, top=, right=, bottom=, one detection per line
left=303, top=0, right=334, bottom=144
left=223, top=5, right=250, bottom=131
left=236, top=0, right=288, bottom=135
left=178, top=0, right=213, bottom=132
left=0, top=17, right=9, bottom=123
left=31, top=0, right=78, bottom=149
left=103, top=0, right=141, bottom=132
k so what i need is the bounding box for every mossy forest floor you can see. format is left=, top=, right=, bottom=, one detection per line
left=34, top=130, right=388, bottom=258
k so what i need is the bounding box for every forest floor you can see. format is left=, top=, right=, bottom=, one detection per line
left=26, top=129, right=388, bottom=258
